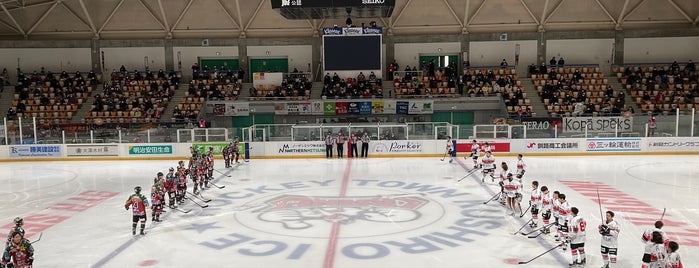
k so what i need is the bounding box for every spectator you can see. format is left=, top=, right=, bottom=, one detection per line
left=549, top=57, right=557, bottom=66
left=557, top=57, right=565, bottom=66
left=648, top=116, right=657, bottom=136
left=198, top=119, right=207, bottom=128
left=500, top=59, right=508, bottom=68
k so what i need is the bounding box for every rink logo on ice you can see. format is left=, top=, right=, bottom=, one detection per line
left=9, top=145, right=62, bottom=158
left=201, top=180, right=503, bottom=260
left=254, top=194, right=427, bottom=229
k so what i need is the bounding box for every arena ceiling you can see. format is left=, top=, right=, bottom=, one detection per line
left=0, top=0, right=697, bottom=40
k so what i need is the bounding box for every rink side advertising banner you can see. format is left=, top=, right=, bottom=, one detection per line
left=66, top=145, right=119, bottom=157
left=208, top=102, right=250, bottom=117
left=274, top=142, right=326, bottom=156
left=370, top=140, right=424, bottom=154
left=511, top=139, right=583, bottom=153
left=644, top=137, right=699, bottom=152
left=128, top=145, right=174, bottom=155
left=563, top=117, right=633, bottom=133
left=585, top=138, right=641, bottom=152
left=9, top=145, right=62, bottom=158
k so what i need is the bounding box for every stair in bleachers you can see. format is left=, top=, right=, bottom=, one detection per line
left=519, top=78, right=545, bottom=117
left=607, top=79, right=639, bottom=115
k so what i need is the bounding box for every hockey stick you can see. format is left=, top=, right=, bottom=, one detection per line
left=520, top=203, right=532, bottom=218
left=214, top=169, right=232, bottom=177
left=30, top=232, right=43, bottom=244
left=439, top=150, right=449, bottom=161
left=174, top=207, right=192, bottom=213
left=517, top=242, right=566, bottom=264
left=210, top=182, right=226, bottom=189
left=596, top=187, right=604, bottom=221
left=483, top=192, right=501, bottom=204
left=187, top=191, right=212, bottom=202
left=187, top=197, right=209, bottom=208
left=458, top=167, right=482, bottom=182
left=514, top=218, right=534, bottom=235
left=660, top=208, right=666, bottom=221
left=521, top=222, right=556, bottom=236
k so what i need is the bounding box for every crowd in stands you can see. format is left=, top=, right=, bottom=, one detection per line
left=174, top=65, right=242, bottom=122
left=8, top=69, right=97, bottom=122
left=530, top=62, right=630, bottom=117
left=321, top=71, right=383, bottom=99
left=249, top=69, right=312, bottom=100
left=89, top=68, right=177, bottom=123
left=392, top=60, right=459, bottom=98
left=616, top=60, right=698, bottom=115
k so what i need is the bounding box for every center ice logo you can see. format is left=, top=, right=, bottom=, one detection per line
left=255, top=194, right=428, bottom=229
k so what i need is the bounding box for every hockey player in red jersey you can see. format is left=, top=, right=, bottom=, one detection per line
left=232, top=137, right=240, bottom=163
left=206, top=147, right=214, bottom=183
left=164, top=167, right=178, bottom=209
left=125, top=186, right=149, bottom=235
left=2, top=231, right=34, bottom=268
left=151, top=173, right=164, bottom=222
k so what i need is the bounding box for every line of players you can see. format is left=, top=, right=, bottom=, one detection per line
left=461, top=139, right=683, bottom=268
left=124, top=145, right=223, bottom=236
left=2, top=217, right=33, bottom=268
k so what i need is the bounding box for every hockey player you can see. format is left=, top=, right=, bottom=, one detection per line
left=568, top=207, right=587, bottom=267
left=206, top=147, right=215, bottom=184
left=150, top=174, right=164, bottom=222
left=552, top=191, right=562, bottom=239
left=540, top=186, right=553, bottom=234
left=222, top=143, right=231, bottom=168
left=529, top=181, right=542, bottom=228
left=125, top=186, right=149, bottom=235
left=465, top=139, right=480, bottom=166
left=445, top=136, right=454, bottom=163
left=232, top=137, right=240, bottom=163
left=599, top=210, right=620, bottom=268
left=189, top=154, right=200, bottom=194
left=164, top=167, right=178, bottom=209
left=515, top=153, right=526, bottom=179
left=482, top=142, right=493, bottom=155
left=2, top=231, right=34, bottom=268
left=644, top=231, right=667, bottom=268
left=5, top=217, right=24, bottom=246
left=642, top=221, right=670, bottom=268
left=502, top=173, right=522, bottom=215
left=664, top=241, right=683, bottom=268
left=480, top=150, right=496, bottom=183
left=498, top=162, right=511, bottom=204
left=558, top=193, right=572, bottom=250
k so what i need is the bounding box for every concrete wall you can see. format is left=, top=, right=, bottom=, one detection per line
left=624, top=36, right=699, bottom=63
left=172, top=46, right=240, bottom=71
left=394, top=42, right=461, bottom=70
left=248, top=45, right=312, bottom=73
left=0, top=48, right=92, bottom=73
left=546, top=39, right=614, bottom=66
left=101, top=47, right=166, bottom=72
left=469, top=40, right=537, bottom=75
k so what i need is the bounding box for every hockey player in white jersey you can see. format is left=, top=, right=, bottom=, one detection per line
left=643, top=231, right=667, bottom=268
left=529, top=181, right=542, bottom=228
left=558, top=193, right=572, bottom=250
left=664, top=241, right=683, bottom=268
left=568, top=207, right=587, bottom=267
left=515, top=153, right=526, bottom=179
left=466, top=139, right=480, bottom=165
left=642, top=221, right=670, bottom=268
left=445, top=136, right=454, bottom=163
left=480, top=150, right=496, bottom=183
left=540, top=186, right=553, bottom=234
left=502, top=173, right=522, bottom=216
left=599, top=210, right=620, bottom=268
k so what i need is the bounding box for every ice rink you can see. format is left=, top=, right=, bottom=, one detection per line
left=1, top=155, right=698, bottom=268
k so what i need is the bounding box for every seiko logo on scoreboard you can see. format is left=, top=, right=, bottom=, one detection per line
left=362, top=0, right=386, bottom=4
left=281, top=0, right=302, bottom=7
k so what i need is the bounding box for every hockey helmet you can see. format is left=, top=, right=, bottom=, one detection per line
left=134, top=186, right=142, bottom=194
left=169, top=167, right=175, bottom=172
left=13, top=217, right=23, bottom=225
left=157, top=172, right=164, bottom=177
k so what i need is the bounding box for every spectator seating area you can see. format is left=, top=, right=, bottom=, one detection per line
left=461, top=67, right=531, bottom=116
left=613, top=62, right=698, bottom=114
left=175, top=71, right=241, bottom=122
left=392, top=68, right=457, bottom=98
left=531, top=65, right=626, bottom=116
left=249, top=72, right=312, bottom=100
left=321, top=72, right=383, bottom=99
left=10, top=71, right=98, bottom=123
left=86, top=70, right=177, bottom=123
